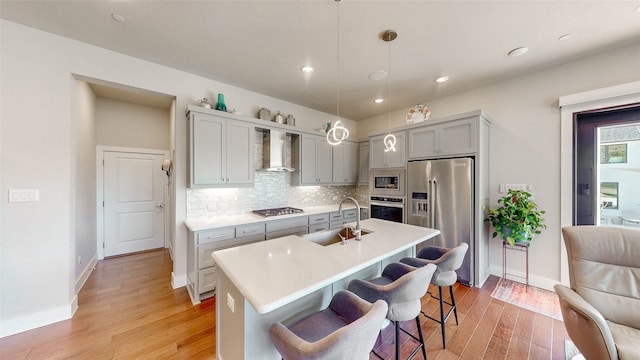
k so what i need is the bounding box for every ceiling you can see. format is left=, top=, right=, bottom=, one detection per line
left=2, top=1, right=639, bottom=121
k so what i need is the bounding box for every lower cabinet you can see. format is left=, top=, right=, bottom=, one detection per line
left=265, top=217, right=309, bottom=240
left=308, top=213, right=330, bottom=233
left=187, top=224, right=265, bottom=304
left=187, top=208, right=362, bottom=304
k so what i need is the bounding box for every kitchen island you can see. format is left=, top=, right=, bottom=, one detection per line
left=212, top=218, right=440, bottom=360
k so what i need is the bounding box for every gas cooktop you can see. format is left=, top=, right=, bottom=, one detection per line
left=252, top=207, right=304, bottom=217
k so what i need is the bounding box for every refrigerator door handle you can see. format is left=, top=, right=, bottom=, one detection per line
left=430, top=178, right=437, bottom=229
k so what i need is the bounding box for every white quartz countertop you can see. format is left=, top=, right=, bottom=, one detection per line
left=184, top=204, right=362, bottom=232
left=212, top=218, right=440, bottom=314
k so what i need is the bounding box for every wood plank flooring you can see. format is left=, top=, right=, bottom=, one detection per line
left=0, top=249, right=569, bottom=360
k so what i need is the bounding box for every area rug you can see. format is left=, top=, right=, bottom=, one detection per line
left=490, top=278, right=563, bottom=321
left=565, top=339, right=584, bottom=360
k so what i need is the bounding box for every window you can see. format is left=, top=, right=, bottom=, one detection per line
left=600, top=143, right=627, bottom=164
left=600, top=182, right=619, bottom=209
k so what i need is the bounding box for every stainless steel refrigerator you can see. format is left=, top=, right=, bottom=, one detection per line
left=407, top=158, right=474, bottom=286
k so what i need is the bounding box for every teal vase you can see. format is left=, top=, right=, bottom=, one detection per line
left=215, top=94, right=227, bottom=112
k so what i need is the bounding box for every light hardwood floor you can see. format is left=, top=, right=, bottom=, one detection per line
left=0, top=249, right=569, bottom=360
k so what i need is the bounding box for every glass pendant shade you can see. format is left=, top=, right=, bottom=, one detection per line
left=383, top=133, right=397, bottom=152
left=327, top=120, right=350, bottom=146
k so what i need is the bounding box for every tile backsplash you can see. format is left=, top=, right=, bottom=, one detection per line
left=186, top=130, right=369, bottom=219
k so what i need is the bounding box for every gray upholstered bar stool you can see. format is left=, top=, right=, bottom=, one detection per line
left=348, top=262, right=437, bottom=360
left=400, top=243, right=468, bottom=349
left=268, top=290, right=388, bottom=360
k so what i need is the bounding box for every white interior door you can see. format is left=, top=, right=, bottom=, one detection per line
left=104, top=151, right=165, bottom=257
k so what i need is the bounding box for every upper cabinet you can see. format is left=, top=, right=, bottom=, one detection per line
left=188, top=110, right=254, bottom=188
left=333, top=141, right=358, bottom=184
left=292, top=134, right=333, bottom=185
left=370, top=132, right=406, bottom=169
left=408, top=118, right=476, bottom=159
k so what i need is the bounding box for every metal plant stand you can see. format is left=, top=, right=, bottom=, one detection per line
left=502, top=241, right=530, bottom=291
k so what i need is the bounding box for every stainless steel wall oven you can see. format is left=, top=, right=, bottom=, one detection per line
left=369, top=196, right=405, bottom=223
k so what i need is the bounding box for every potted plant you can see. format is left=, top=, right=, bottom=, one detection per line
left=485, top=189, right=546, bottom=246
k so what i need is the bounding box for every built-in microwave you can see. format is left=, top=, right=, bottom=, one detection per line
left=369, top=169, right=405, bottom=197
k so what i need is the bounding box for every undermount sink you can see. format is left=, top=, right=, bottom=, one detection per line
left=303, top=227, right=373, bottom=246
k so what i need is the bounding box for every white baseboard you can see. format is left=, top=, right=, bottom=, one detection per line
left=0, top=301, right=75, bottom=338
left=75, top=254, right=98, bottom=294
left=172, top=272, right=187, bottom=289
left=489, top=264, right=560, bottom=292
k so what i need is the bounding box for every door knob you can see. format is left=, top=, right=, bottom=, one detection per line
left=156, top=203, right=165, bottom=209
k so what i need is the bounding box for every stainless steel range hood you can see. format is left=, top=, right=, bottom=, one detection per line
left=258, top=129, right=295, bottom=172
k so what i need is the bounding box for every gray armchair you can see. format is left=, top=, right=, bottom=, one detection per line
left=268, top=290, right=388, bottom=360
left=554, top=226, right=640, bottom=360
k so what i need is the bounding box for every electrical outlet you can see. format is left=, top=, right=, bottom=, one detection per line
left=227, top=293, right=235, bottom=313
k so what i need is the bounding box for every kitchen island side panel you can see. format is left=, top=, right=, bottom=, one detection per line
left=217, top=268, right=333, bottom=360
left=217, top=270, right=245, bottom=360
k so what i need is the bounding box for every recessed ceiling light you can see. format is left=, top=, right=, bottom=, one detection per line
left=435, top=75, right=450, bottom=83
left=374, top=98, right=384, bottom=104
left=558, top=34, right=572, bottom=41
left=301, top=66, right=314, bottom=73
left=507, top=47, right=529, bottom=57
left=368, top=70, right=388, bottom=81
left=111, top=13, right=126, bottom=23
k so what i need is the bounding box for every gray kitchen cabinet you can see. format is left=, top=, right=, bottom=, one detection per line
left=408, top=118, right=476, bottom=159
left=187, top=110, right=254, bottom=188
left=308, top=213, right=330, bottom=233
left=187, top=223, right=265, bottom=304
left=358, top=141, right=369, bottom=185
left=292, top=134, right=333, bottom=185
left=265, top=216, right=309, bottom=240
left=360, top=207, right=369, bottom=220
left=369, top=131, right=406, bottom=169
left=332, top=140, right=358, bottom=184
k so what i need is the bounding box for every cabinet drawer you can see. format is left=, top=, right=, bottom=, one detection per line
left=266, top=217, right=308, bottom=233
left=265, top=226, right=308, bottom=240
left=198, top=243, right=217, bottom=269
left=236, top=223, right=265, bottom=238
left=329, top=211, right=343, bottom=221
left=197, top=228, right=235, bottom=244
left=309, top=223, right=330, bottom=233
left=308, top=213, right=330, bottom=224
left=199, top=266, right=217, bottom=294
left=330, top=220, right=345, bottom=229
left=235, top=233, right=265, bottom=244
left=342, top=209, right=357, bottom=220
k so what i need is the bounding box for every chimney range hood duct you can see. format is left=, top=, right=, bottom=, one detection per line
left=259, top=130, right=295, bottom=172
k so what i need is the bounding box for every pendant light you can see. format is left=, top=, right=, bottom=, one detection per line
left=382, top=30, right=397, bottom=152
left=327, top=0, right=349, bottom=146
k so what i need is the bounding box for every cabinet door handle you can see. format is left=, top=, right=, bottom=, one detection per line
left=207, top=235, right=225, bottom=239
left=241, top=229, right=257, bottom=234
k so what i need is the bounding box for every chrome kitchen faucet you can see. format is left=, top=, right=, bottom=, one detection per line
left=338, top=197, right=362, bottom=241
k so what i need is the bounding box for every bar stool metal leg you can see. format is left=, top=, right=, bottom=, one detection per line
left=449, top=286, right=458, bottom=325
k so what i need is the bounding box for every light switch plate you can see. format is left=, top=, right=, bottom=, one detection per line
left=9, top=189, right=39, bottom=202
left=505, top=184, right=527, bottom=192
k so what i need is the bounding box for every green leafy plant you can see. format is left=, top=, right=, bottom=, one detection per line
left=485, top=189, right=546, bottom=246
